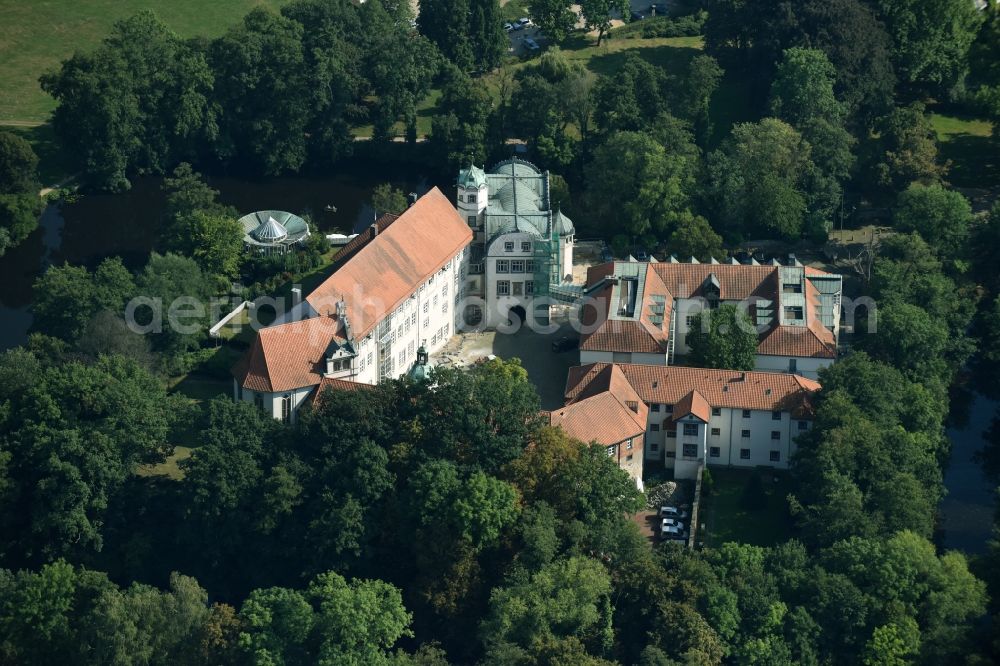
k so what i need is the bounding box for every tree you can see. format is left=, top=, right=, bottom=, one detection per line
left=686, top=305, right=758, bottom=371
left=578, top=0, right=630, bottom=46
left=430, top=67, right=493, bottom=170
left=870, top=103, right=944, bottom=192
left=530, top=0, right=577, bottom=45
left=41, top=11, right=216, bottom=190
left=706, top=119, right=816, bottom=239
left=870, top=0, right=983, bottom=97
left=31, top=257, right=136, bottom=343
left=769, top=48, right=845, bottom=128
left=160, top=163, right=234, bottom=250
left=210, top=8, right=311, bottom=175
left=0, top=131, right=40, bottom=194
left=585, top=130, right=698, bottom=239
left=418, top=0, right=474, bottom=71
left=666, top=213, right=725, bottom=262
left=469, top=0, right=506, bottom=71
left=481, top=556, right=613, bottom=657
left=0, top=350, right=173, bottom=563
left=861, top=301, right=950, bottom=384
left=372, top=184, right=409, bottom=216
left=892, top=183, right=972, bottom=259
left=673, top=55, right=724, bottom=146
left=367, top=30, right=440, bottom=143
left=134, top=252, right=214, bottom=359
left=0, top=193, right=44, bottom=255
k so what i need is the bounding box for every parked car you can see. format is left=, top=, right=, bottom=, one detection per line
left=517, top=17, right=533, bottom=27
left=661, top=517, right=685, bottom=531
left=524, top=38, right=540, bottom=51
left=551, top=336, right=579, bottom=353
left=661, top=524, right=685, bottom=539
left=504, top=22, right=514, bottom=32
left=512, top=21, right=525, bottom=30
left=659, top=505, right=689, bottom=520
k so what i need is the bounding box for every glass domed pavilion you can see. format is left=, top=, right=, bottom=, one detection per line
left=239, top=210, right=311, bottom=255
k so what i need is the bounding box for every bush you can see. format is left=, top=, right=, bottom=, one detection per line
left=611, top=12, right=706, bottom=40
left=701, top=467, right=714, bottom=496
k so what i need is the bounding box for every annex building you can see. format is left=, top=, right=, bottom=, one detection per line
left=579, top=259, right=842, bottom=379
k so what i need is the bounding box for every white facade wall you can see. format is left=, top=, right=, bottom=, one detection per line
left=485, top=231, right=539, bottom=328
left=641, top=402, right=813, bottom=478
left=753, top=354, right=832, bottom=380
left=579, top=350, right=668, bottom=366
left=233, top=381, right=313, bottom=424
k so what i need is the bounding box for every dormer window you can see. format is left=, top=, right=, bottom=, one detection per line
left=468, top=192, right=477, bottom=204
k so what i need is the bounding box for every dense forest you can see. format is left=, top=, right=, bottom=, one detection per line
left=2, top=0, right=1000, bottom=664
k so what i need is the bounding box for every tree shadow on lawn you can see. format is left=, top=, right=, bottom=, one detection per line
left=941, top=133, right=1000, bottom=189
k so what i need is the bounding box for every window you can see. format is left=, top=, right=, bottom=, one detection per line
left=741, top=429, right=751, bottom=438
left=772, top=411, right=782, bottom=420
left=526, top=260, right=535, bottom=272
left=770, top=450, right=781, bottom=462
left=626, top=454, right=634, bottom=462
left=606, top=445, right=616, bottom=456
left=468, top=192, right=477, bottom=203
left=497, top=281, right=510, bottom=296
left=651, top=404, right=661, bottom=412
left=423, top=317, right=429, bottom=328
left=281, top=394, right=292, bottom=423
left=254, top=392, right=264, bottom=411
left=367, top=352, right=373, bottom=366
left=789, top=358, right=797, bottom=373
left=521, top=241, right=531, bottom=252
left=742, top=409, right=751, bottom=418
left=711, top=407, right=721, bottom=416
left=525, top=281, right=534, bottom=294
left=666, top=426, right=677, bottom=439
left=666, top=451, right=676, bottom=458
left=683, top=443, right=698, bottom=458
left=512, top=282, right=523, bottom=296
left=359, top=357, right=365, bottom=372
left=398, top=350, right=406, bottom=366
left=650, top=442, right=659, bottom=452
left=497, top=260, right=510, bottom=273
left=650, top=423, right=660, bottom=432
left=442, top=301, right=448, bottom=313
left=783, top=282, right=802, bottom=293
left=511, top=259, right=525, bottom=273
left=685, top=315, right=695, bottom=327
left=625, top=400, right=638, bottom=413
left=710, top=427, right=721, bottom=436
left=467, top=215, right=477, bottom=226
left=664, top=404, right=673, bottom=413
left=504, top=241, right=514, bottom=252
left=457, top=194, right=464, bottom=203
left=423, top=302, right=429, bottom=314
left=771, top=431, right=781, bottom=440
left=626, top=439, right=633, bottom=450
left=784, top=306, right=804, bottom=320
left=798, top=420, right=809, bottom=431
left=683, top=423, right=699, bottom=437
left=740, top=448, right=751, bottom=460
left=709, top=446, right=720, bottom=458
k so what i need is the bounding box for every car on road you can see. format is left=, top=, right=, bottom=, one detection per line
left=524, top=38, right=540, bottom=51
left=551, top=336, right=579, bottom=353
left=504, top=22, right=514, bottom=32
left=659, top=505, right=689, bottom=520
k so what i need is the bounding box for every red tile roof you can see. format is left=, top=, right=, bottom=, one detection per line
left=306, top=188, right=472, bottom=337
left=566, top=363, right=821, bottom=418
left=329, top=212, right=400, bottom=270
left=312, top=376, right=373, bottom=405
left=672, top=389, right=711, bottom=422
left=546, top=365, right=648, bottom=445
left=232, top=316, right=346, bottom=392
left=579, top=266, right=672, bottom=353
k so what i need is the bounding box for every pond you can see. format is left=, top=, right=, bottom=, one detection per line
left=0, top=165, right=443, bottom=351
left=940, top=389, right=999, bottom=554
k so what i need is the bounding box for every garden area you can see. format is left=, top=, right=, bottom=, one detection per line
left=700, top=468, right=795, bottom=548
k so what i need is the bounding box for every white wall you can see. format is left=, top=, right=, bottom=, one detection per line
left=753, top=354, right=831, bottom=379
left=485, top=231, right=539, bottom=328
left=234, top=380, right=313, bottom=424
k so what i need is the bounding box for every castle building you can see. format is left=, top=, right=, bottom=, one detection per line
left=456, top=159, right=576, bottom=328
left=232, top=188, right=471, bottom=422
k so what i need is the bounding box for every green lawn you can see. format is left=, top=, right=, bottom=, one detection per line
left=929, top=111, right=998, bottom=188
left=701, top=468, right=795, bottom=548
left=136, top=446, right=193, bottom=480
left=0, top=0, right=292, bottom=123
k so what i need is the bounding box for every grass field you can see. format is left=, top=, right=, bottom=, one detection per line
left=701, top=468, right=795, bottom=548
left=929, top=111, right=998, bottom=188
left=0, top=0, right=292, bottom=122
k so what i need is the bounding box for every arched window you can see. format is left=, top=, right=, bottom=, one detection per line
left=281, top=394, right=292, bottom=423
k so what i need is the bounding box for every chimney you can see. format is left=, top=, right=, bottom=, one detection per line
left=738, top=372, right=746, bottom=382
left=291, top=286, right=301, bottom=307
left=370, top=222, right=378, bottom=237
